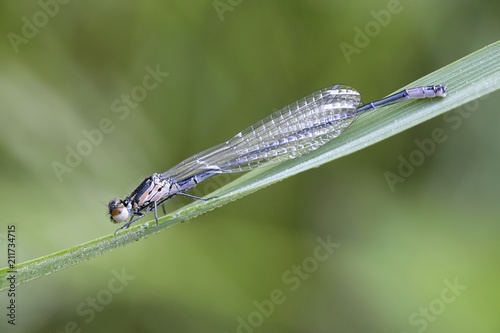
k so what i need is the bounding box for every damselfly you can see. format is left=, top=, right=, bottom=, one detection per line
left=108, top=84, right=446, bottom=233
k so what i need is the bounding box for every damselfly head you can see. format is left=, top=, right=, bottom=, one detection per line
left=108, top=198, right=131, bottom=224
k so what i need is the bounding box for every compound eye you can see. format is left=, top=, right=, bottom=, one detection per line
left=108, top=199, right=131, bottom=224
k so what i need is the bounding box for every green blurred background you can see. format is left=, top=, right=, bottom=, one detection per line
left=1, top=1, right=499, bottom=332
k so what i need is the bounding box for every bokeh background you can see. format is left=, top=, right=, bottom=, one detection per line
left=1, top=1, right=499, bottom=332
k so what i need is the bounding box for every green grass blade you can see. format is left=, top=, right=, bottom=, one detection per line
left=1, top=41, right=499, bottom=292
